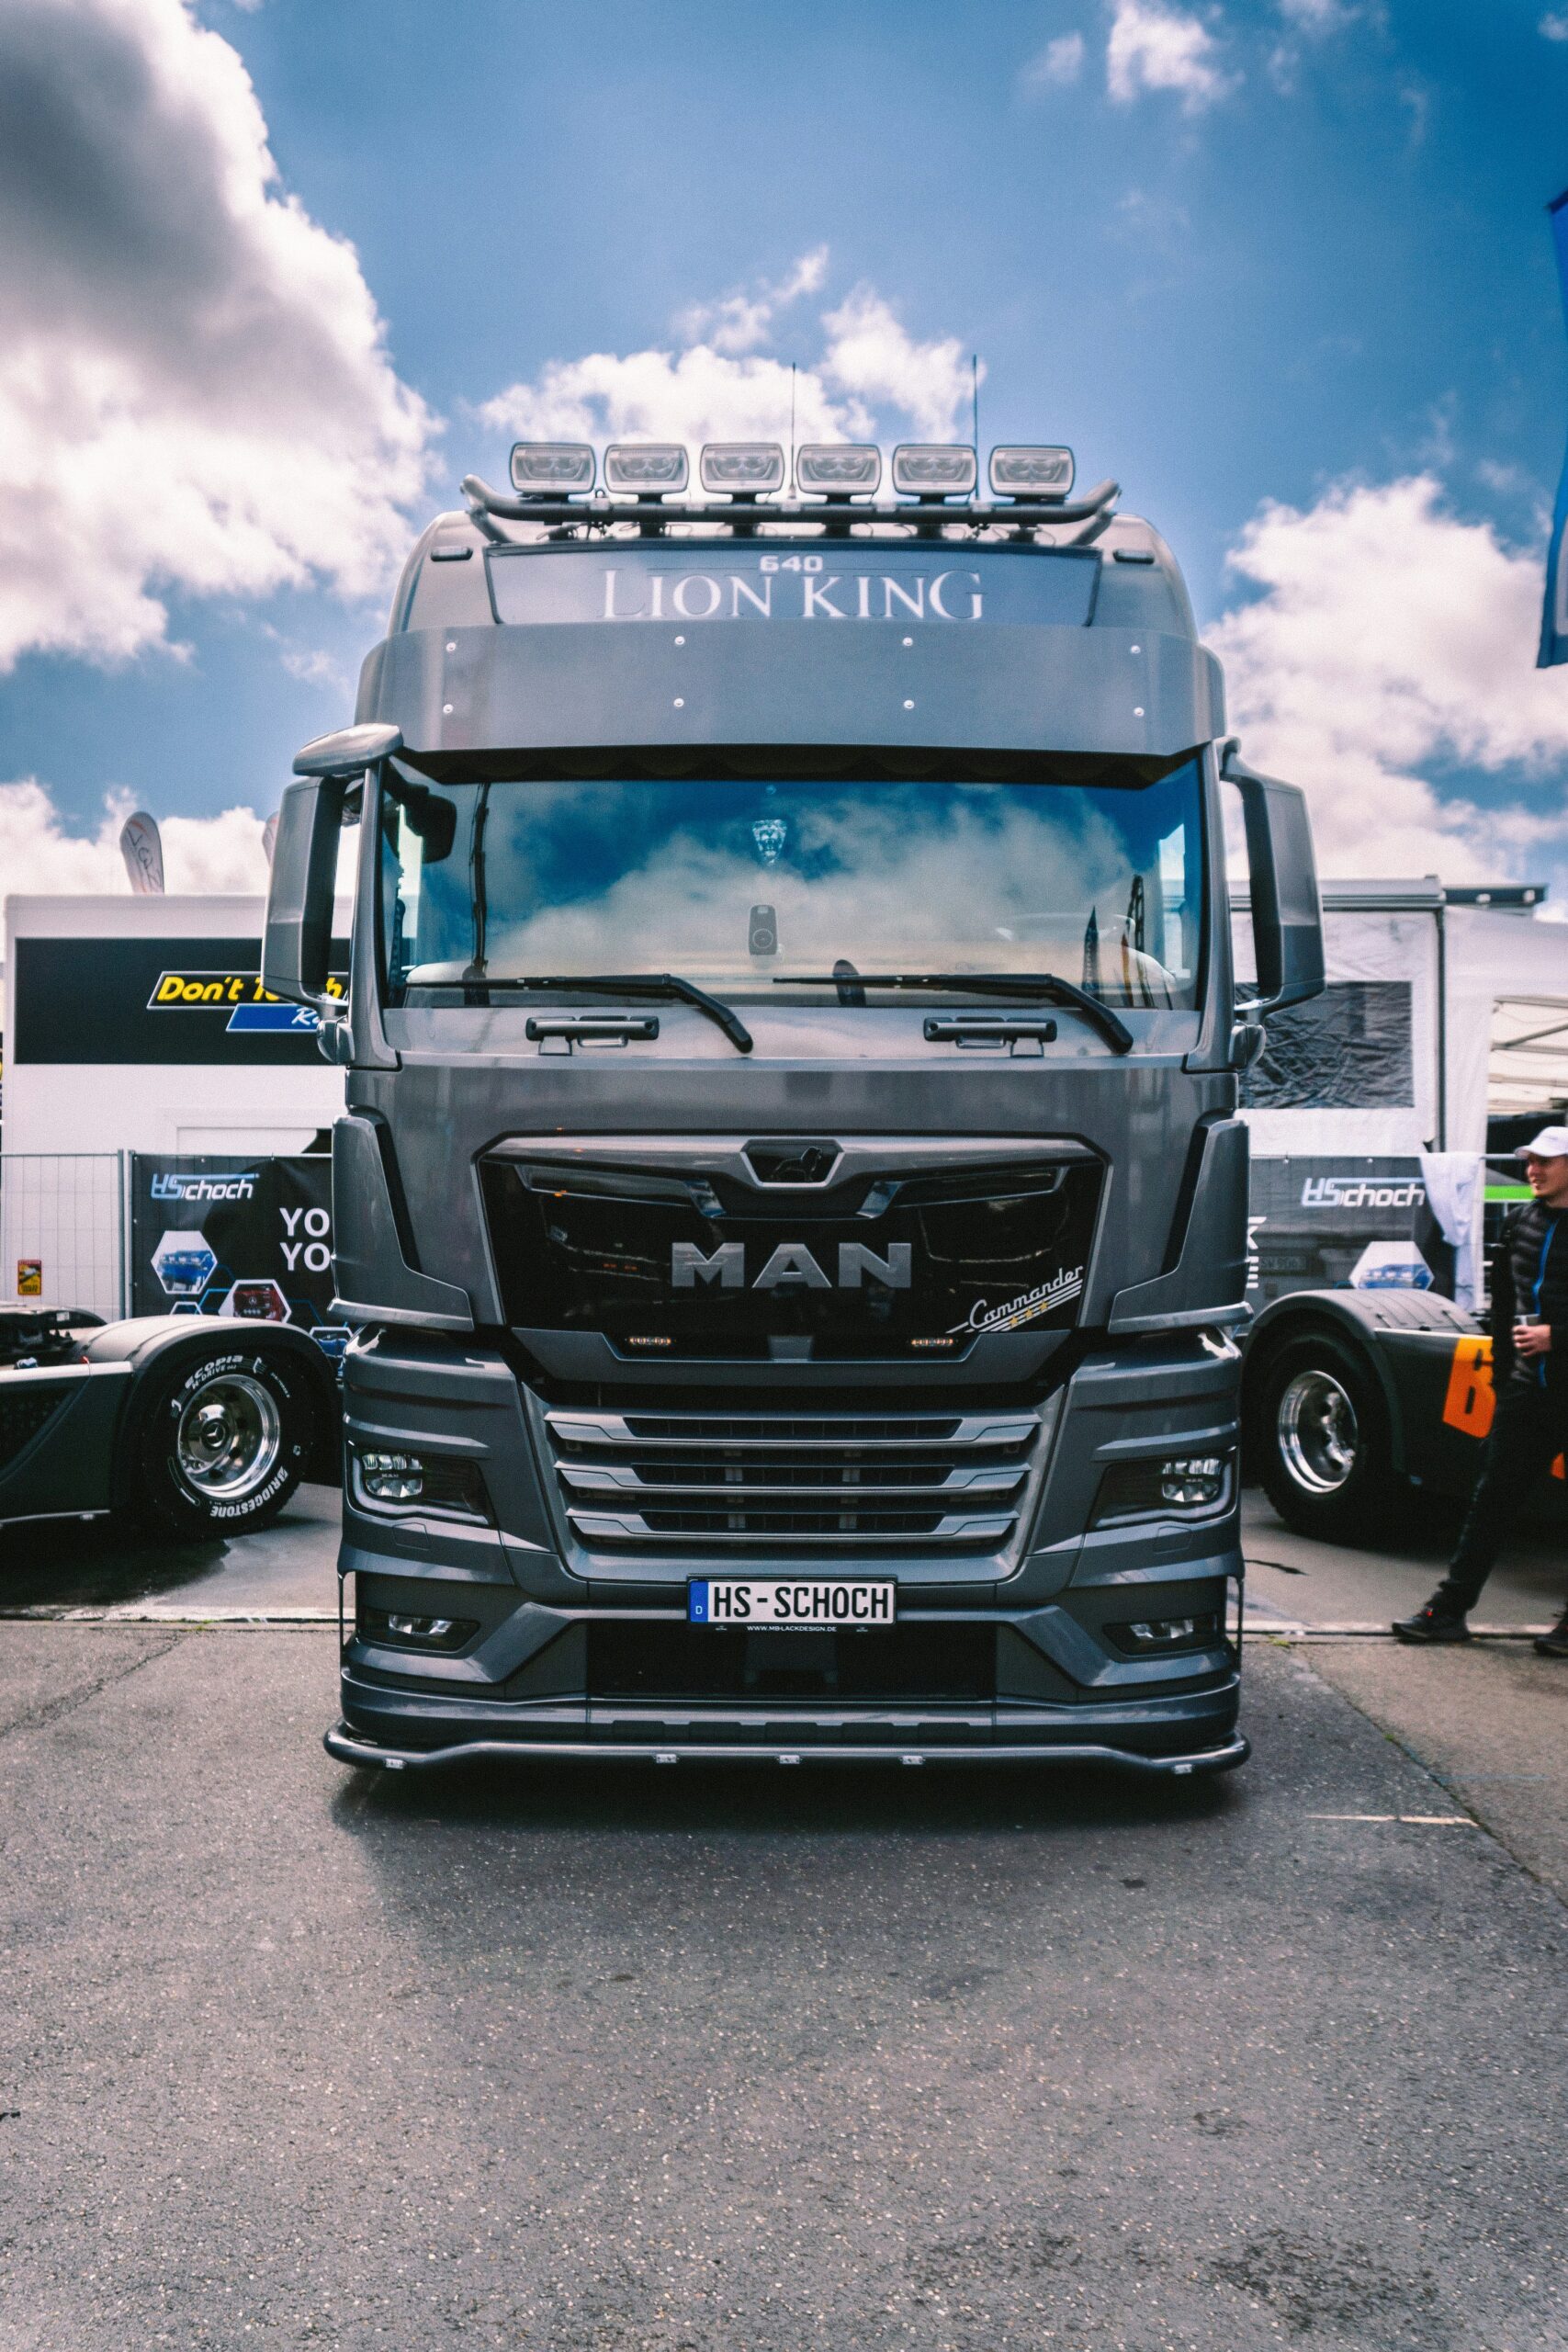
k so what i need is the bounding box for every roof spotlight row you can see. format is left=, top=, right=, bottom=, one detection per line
left=508, top=440, right=1077, bottom=503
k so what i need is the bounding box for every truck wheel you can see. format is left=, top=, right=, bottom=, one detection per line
left=128, top=1346, right=312, bottom=1541
left=1257, top=1333, right=1396, bottom=1544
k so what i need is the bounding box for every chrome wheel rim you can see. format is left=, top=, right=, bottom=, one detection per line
left=175, top=1372, right=281, bottom=1500
left=1277, top=1369, right=1359, bottom=1495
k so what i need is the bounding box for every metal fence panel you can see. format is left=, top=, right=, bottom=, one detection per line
left=0, top=1152, right=127, bottom=1319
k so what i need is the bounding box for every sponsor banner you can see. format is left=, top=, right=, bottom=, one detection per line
left=1247, top=1156, right=1426, bottom=1308
left=130, top=1155, right=344, bottom=1351
left=13, top=937, right=348, bottom=1066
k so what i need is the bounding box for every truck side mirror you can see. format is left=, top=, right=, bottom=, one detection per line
left=262, top=723, right=402, bottom=1009
left=263, top=776, right=345, bottom=1010
left=1221, top=741, right=1325, bottom=1016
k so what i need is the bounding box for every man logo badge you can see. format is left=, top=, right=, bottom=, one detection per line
left=671, top=1241, right=912, bottom=1291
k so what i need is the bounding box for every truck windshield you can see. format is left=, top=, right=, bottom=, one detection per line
left=378, top=756, right=1204, bottom=1009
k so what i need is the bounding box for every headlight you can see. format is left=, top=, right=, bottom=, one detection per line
left=351, top=1448, right=491, bottom=1523
left=1092, top=1452, right=1234, bottom=1526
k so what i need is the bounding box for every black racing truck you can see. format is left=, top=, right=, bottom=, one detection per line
left=262, top=435, right=1324, bottom=1776
left=0, top=1303, right=333, bottom=1541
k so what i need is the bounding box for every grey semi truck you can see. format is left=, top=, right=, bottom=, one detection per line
left=263, top=435, right=1325, bottom=1775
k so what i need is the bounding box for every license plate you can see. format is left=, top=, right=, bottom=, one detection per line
left=688, top=1578, right=897, bottom=1628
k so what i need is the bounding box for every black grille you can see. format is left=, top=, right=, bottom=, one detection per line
left=588, top=1621, right=995, bottom=1703
left=482, top=1148, right=1101, bottom=1360
left=0, top=1388, right=70, bottom=1470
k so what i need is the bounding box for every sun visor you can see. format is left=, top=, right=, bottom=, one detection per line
left=357, top=621, right=1224, bottom=763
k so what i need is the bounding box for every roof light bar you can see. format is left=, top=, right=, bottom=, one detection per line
left=604, top=442, right=689, bottom=494
left=509, top=441, right=594, bottom=494
left=989, top=445, right=1076, bottom=500
left=700, top=441, right=785, bottom=494
left=892, top=444, right=977, bottom=499
left=795, top=443, right=882, bottom=495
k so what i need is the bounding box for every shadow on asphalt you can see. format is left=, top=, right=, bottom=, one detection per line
left=0, top=1484, right=340, bottom=1610
left=0, top=1515, right=233, bottom=1606
left=325, top=1751, right=1245, bottom=1844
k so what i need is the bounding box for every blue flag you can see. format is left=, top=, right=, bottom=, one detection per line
left=1540, top=187, right=1568, bottom=667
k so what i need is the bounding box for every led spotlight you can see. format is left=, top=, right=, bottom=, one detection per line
left=604, top=442, right=690, bottom=494
left=891, top=444, right=977, bottom=499
left=795, top=443, right=882, bottom=495
left=700, top=442, right=786, bottom=494
left=509, top=441, right=594, bottom=494
left=989, top=445, right=1076, bottom=500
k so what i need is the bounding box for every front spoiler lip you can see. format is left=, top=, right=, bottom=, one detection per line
left=323, top=1722, right=1249, bottom=1778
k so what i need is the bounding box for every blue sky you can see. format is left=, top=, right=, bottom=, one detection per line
left=3, top=0, right=1568, bottom=895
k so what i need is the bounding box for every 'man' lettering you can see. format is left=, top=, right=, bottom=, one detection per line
left=671, top=1242, right=745, bottom=1288
left=752, top=1243, right=832, bottom=1290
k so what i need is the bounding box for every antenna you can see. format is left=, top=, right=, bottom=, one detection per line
left=789, top=362, right=797, bottom=492
left=971, top=354, right=980, bottom=466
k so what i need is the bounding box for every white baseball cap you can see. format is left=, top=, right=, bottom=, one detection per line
left=1518, top=1127, right=1568, bottom=1159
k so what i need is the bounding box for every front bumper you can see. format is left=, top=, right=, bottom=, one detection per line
left=324, top=1719, right=1248, bottom=1776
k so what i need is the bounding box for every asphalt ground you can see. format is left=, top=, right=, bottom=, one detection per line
left=2, top=1497, right=1566, bottom=2350
left=2, top=1624, right=1565, bottom=2352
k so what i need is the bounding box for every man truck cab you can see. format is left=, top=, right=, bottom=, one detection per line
left=264, top=436, right=1324, bottom=1774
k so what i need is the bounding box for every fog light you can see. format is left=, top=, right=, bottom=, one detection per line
left=1092, top=1452, right=1235, bottom=1526
left=360, top=1450, right=423, bottom=1501
left=359, top=1606, right=479, bottom=1652
left=1106, top=1613, right=1222, bottom=1656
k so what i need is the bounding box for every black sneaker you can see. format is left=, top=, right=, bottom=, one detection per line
left=1533, top=1611, right=1568, bottom=1657
left=1393, top=1601, right=1472, bottom=1644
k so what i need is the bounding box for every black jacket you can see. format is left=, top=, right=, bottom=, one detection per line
left=1488, top=1199, right=1568, bottom=1391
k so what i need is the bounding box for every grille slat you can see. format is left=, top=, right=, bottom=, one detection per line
left=558, top=1464, right=1026, bottom=1500
left=547, top=1410, right=1037, bottom=1451
left=542, top=1402, right=1047, bottom=1556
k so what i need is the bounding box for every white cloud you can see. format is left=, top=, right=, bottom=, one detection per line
left=1210, top=476, right=1568, bottom=882
left=818, top=288, right=976, bottom=442
left=279, top=645, right=350, bottom=692
left=1105, top=0, right=1238, bottom=113
left=1279, top=0, right=1356, bottom=28
left=478, top=345, right=865, bottom=454
left=1021, top=31, right=1087, bottom=88
left=479, top=275, right=977, bottom=453
left=1541, top=11, right=1568, bottom=39
left=0, top=778, right=270, bottom=912
left=677, top=248, right=829, bottom=357
left=0, top=0, right=436, bottom=672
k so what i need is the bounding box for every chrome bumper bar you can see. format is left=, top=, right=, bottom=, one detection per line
left=324, top=1722, right=1249, bottom=1778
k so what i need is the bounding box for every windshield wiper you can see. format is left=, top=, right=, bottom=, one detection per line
left=461, top=973, right=753, bottom=1055
left=776, top=971, right=1134, bottom=1055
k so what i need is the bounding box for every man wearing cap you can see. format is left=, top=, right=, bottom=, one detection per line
left=1395, top=1129, right=1568, bottom=1652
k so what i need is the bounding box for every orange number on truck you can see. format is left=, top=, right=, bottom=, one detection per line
left=1442, top=1335, right=1495, bottom=1439
left=1441, top=1334, right=1566, bottom=1476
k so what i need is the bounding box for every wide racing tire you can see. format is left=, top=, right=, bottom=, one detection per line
left=1256, top=1329, right=1398, bottom=1546
left=126, top=1341, right=313, bottom=1542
